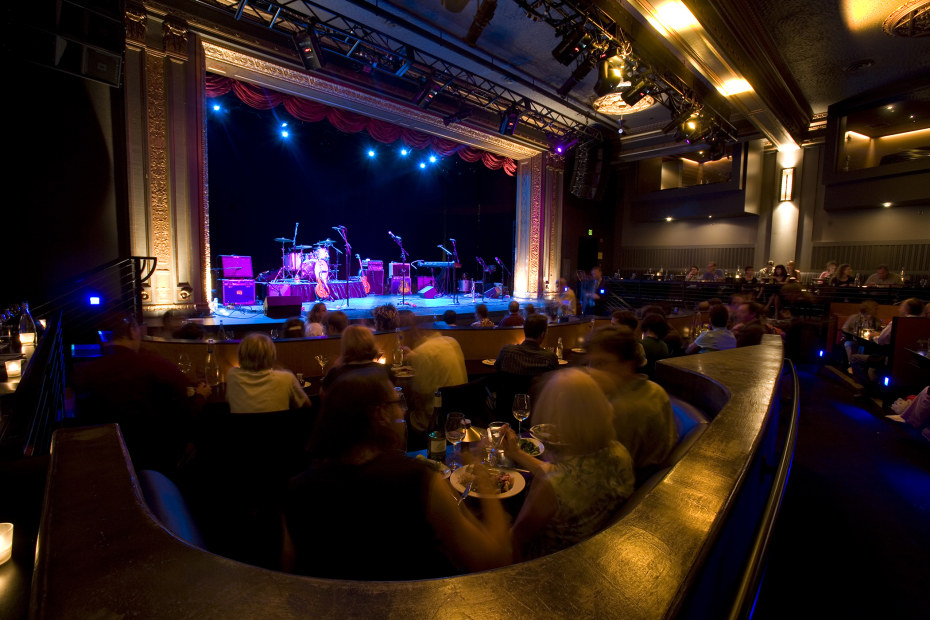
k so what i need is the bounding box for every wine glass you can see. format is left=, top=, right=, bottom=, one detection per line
left=445, top=412, right=466, bottom=470
left=315, top=354, right=329, bottom=374
left=177, top=352, right=192, bottom=378
left=513, top=394, right=530, bottom=434
left=486, top=421, right=507, bottom=465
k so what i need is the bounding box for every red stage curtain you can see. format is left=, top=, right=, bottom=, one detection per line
left=206, top=74, right=517, bottom=176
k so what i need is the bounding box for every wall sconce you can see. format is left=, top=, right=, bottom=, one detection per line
left=779, top=167, right=795, bottom=201
left=0, top=522, right=12, bottom=565
left=5, top=359, right=23, bottom=378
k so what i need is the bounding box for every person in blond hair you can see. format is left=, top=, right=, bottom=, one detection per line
left=226, top=333, right=310, bottom=413
left=502, top=368, right=634, bottom=560
left=321, top=324, right=390, bottom=393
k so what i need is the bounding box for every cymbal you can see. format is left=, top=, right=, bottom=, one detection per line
left=293, top=245, right=315, bottom=250
left=274, top=237, right=293, bottom=243
left=316, top=238, right=336, bottom=246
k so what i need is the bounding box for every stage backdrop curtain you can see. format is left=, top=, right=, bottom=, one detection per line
left=206, top=74, right=517, bottom=176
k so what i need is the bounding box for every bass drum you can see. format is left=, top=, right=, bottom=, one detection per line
left=458, top=279, right=473, bottom=293
left=298, top=258, right=317, bottom=280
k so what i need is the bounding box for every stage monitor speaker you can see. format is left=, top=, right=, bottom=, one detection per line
left=263, top=295, right=302, bottom=319
left=418, top=285, right=437, bottom=299
left=367, top=267, right=385, bottom=295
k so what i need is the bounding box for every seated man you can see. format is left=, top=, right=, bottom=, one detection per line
left=701, top=261, right=724, bottom=281
left=497, top=300, right=525, bottom=327
left=757, top=260, right=775, bottom=280
left=849, top=298, right=924, bottom=388
left=733, top=301, right=784, bottom=347
left=864, top=264, right=901, bottom=287
left=432, top=309, right=457, bottom=328
left=400, top=316, right=468, bottom=431
left=585, top=326, right=677, bottom=475
left=687, top=303, right=736, bottom=354
left=494, top=314, right=559, bottom=377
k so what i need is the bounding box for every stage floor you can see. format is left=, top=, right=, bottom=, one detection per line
left=199, top=292, right=515, bottom=327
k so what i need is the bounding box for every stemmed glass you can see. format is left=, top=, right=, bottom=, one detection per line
left=445, top=412, right=466, bottom=470
left=177, top=352, right=192, bottom=378
left=315, top=354, right=328, bottom=375
left=485, top=421, right=507, bottom=466
left=513, top=394, right=530, bottom=434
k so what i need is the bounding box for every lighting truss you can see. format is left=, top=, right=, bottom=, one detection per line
left=191, top=0, right=603, bottom=143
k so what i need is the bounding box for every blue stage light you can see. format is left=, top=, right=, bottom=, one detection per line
left=883, top=376, right=890, bottom=387
left=818, top=350, right=824, bottom=357
left=419, top=162, right=426, bottom=169
left=368, top=149, right=376, bottom=157
left=89, top=296, right=101, bottom=306
left=429, top=155, right=437, bottom=163
left=400, top=148, right=409, bottom=156
left=281, top=130, right=289, bottom=138
left=212, top=104, right=221, bottom=112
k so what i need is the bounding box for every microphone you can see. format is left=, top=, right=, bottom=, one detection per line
left=495, top=257, right=501, bottom=263
left=437, top=245, right=444, bottom=249
left=450, top=238, right=456, bottom=242
left=332, top=226, right=342, bottom=231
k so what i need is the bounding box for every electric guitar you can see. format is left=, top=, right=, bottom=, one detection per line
left=356, top=254, right=370, bottom=294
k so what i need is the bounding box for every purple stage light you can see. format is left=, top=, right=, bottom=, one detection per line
left=556, top=145, right=563, bottom=153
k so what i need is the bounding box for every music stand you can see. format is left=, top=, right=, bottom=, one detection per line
left=390, top=232, right=414, bottom=307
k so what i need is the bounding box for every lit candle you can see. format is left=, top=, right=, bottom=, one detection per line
left=0, top=522, right=12, bottom=565
left=4, top=359, right=22, bottom=378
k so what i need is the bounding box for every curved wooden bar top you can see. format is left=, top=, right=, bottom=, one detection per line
left=33, top=337, right=784, bottom=619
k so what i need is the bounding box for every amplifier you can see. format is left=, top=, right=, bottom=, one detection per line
left=219, top=255, right=253, bottom=279
left=389, top=262, right=411, bottom=277
left=362, top=259, right=383, bottom=271
left=220, top=279, right=255, bottom=305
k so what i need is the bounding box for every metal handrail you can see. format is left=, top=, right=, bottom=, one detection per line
left=728, top=358, right=800, bottom=620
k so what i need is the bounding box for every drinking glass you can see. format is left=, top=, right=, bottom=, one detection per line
left=315, top=355, right=328, bottom=374
left=177, top=352, right=192, bottom=378
left=445, top=412, right=466, bottom=470
left=0, top=326, right=11, bottom=354
left=513, top=394, right=530, bottom=434
left=486, top=421, right=507, bottom=465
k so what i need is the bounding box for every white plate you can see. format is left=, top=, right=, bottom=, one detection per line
left=481, top=359, right=496, bottom=366
left=450, top=465, right=525, bottom=499
left=415, top=455, right=451, bottom=479
left=571, top=347, right=585, bottom=354
left=517, top=436, right=545, bottom=457
left=558, top=359, right=568, bottom=365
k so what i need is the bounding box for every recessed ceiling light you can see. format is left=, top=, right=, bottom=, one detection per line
left=843, top=59, right=875, bottom=73
left=882, top=202, right=892, bottom=207
left=665, top=217, right=673, bottom=222
left=886, top=105, right=895, bottom=110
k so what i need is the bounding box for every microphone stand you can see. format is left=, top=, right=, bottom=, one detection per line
left=333, top=226, right=350, bottom=309
left=389, top=232, right=414, bottom=307
left=476, top=257, right=489, bottom=301
left=437, top=244, right=452, bottom=299
left=495, top=257, right=512, bottom=297
left=450, top=239, right=461, bottom=304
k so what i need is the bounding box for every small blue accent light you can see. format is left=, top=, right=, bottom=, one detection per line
left=212, top=104, right=221, bottom=111
left=429, top=155, right=437, bottom=163
left=281, top=130, right=289, bottom=138
left=400, top=148, right=408, bottom=156
left=89, top=296, right=101, bottom=306
left=818, top=350, right=824, bottom=357
left=883, top=377, right=890, bottom=387
left=368, top=150, right=376, bottom=157
left=281, top=122, right=288, bottom=127
left=419, top=162, right=426, bottom=169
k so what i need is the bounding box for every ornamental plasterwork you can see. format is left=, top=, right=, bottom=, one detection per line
left=145, top=53, right=172, bottom=267
left=125, top=7, right=146, bottom=44
left=201, top=41, right=541, bottom=161
left=527, top=154, right=544, bottom=295
left=163, top=18, right=189, bottom=59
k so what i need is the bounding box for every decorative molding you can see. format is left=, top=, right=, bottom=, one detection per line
left=527, top=154, right=544, bottom=296
left=202, top=41, right=541, bottom=160
left=145, top=53, right=172, bottom=275
left=163, top=17, right=189, bottom=59
left=125, top=6, right=147, bottom=44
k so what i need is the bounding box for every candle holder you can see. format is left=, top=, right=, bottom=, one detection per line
left=0, top=522, right=12, bottom=565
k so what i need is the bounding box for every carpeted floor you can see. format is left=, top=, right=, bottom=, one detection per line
left=753, top=367, right=930, bottom=619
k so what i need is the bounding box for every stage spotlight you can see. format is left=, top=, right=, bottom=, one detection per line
left=419, top=162, right=427, bottom=169
left=593, top=56, right=631, bottom=97
left=557, top=53, right=597, bottom=98
left=400, top=148, right=409, bottom=156
left=367, top=149, right=376, bottom=157
left=552, top=24, right=592, bottom=66
left=429, top=155, right=437, bottom=163
left=677, top=112, right=706, bottom=144
left=280, top=129, right=289, bottom=138
left=212, top=104, right=221, bottom=111
left=620, top=77, right=652, bottom=106
left=293, top=24, right=325, bottom=71
left=499, top=101, right=522, bottom=136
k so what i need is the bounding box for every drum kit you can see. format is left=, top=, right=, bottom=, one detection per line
left=273, top=235, right=339, bottom=292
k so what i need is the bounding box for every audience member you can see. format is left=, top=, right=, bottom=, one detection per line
left=160, top=310, right=186, bottom=339
left=471, top=304, right=494, bottom=327
left=582, top=266, right=606, bottom=316
left=558, top=278, right=577, bottom=316
left=498, top=300, right=525, bottom=327
left=771, top=264, right=789, bottom=284
left=887, top=386, right=930, bottom=440
left=432, top=309, right=458, bottom=328
left=685, top=265, right=700, bottom=281
left=758, top=260, right=775, bottom=280
left=282, top=317, right=305, bottom=339
left=584, top=327, right=676, bottom=476
left=173, top=322, right=205, bottom=340
left=785, top=260, right=801, bottom=281
left=524, top=303, right=537, bottom=317
left=611, top=310, right=638, bottom=331
left=399, top=314, right=468, bottom=431
left=818, top=261, right=837, bottom=281
left=850, top=298, right=924, bottom=388
left=304, top=303, right=327, bottom=337
left=321, top=325, right=389, bottom=393
left=372, top=303, right=399, bottom=332
left=226, top=333, right=310, bottom=413
left=322, top=310, right=348, bottom=336
left=501, top=368, right=634, bottom=560
left=640, top=313, right=669, bottom=379
left=864, top=264, right=901, bottom=287
left=742, top=266, right=758, bottom=284
left=494, top=314, right=559, bottom=376
left=701, top=261, right=724, bottom=281
left=841, top=300, right=881, bottom=365
left=74, top=314, right=210, bottom=473
left=733, top=301, right=784, bottom=347
left=874, top=298, right=923, bottom=346
left=286, top=369, right=511, bottom=579
left=830, top=263, right=855, bottom=287
left=687, top=304, right=736, bottom=354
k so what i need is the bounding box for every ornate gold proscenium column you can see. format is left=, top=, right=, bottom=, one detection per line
left=124, top=4, right=209, bottom=314
left=513, top=153, right=563, bottom=300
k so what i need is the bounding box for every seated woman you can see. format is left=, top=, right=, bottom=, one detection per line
left=225, top=333, right=310, bottom=413
left=502, top=368, right=635, bottom=561
left=320, top=324, right=389, bottom=393
left=285, top=368, right=511, bottom=579
left=771, top=264, right=789, bottom=284
left=304, top=302, right=327, bottom=337
left=830, top=263, right=855, bottom=287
